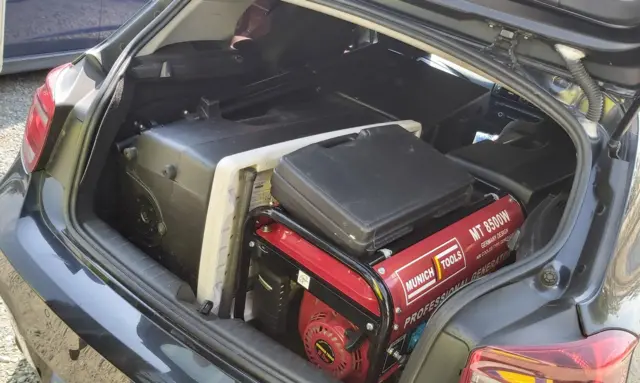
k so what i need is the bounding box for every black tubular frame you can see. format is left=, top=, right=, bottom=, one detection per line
left=233, top=207, right=394, bottom=383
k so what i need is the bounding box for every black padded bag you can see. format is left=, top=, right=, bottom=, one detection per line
left=271, top=125, right=474, bottom=256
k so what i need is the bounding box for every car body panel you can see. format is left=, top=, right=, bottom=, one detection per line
left=578, top=118, right=640, bottom=335
left=0, top=160, right=240, bottom=383
left=520, top=0, right=640, bottom=28
left=0, top=0, right=4, bottom=72
left=372, top=0, right=640, bottom=86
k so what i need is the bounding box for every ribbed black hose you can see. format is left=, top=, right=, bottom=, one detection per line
left=562, top=57, right=604, bottom=122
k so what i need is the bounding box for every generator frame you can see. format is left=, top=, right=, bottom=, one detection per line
left=232, top=207, right=394, bottom=383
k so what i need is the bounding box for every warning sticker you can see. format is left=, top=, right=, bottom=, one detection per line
left=249, top=170, right=274, bottom=211
left=314, top=340, right=335, bottom=364
left=297, top=270, right=311, bottom=289
left=395, top=238, right=466, bottom=306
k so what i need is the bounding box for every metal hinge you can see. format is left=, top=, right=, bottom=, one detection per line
left=482, top=23, right=534, bottom=75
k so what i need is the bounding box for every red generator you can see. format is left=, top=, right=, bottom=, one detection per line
left=231, top=126, right=526, bottom=383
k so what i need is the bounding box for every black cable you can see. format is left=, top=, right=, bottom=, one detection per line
left=555, top=45, right=604, bottom=123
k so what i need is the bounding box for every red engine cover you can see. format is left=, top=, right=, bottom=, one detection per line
left=258, top=195, right=524, bottom=341
left=299, top=293, right=370, bottom=383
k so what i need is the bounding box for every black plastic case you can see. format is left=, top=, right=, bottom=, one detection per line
left=447, top=120, right=575, bottom=209
left=271, top=125, right=474, bottom=256
left=116, top=95, right=388, bottom=286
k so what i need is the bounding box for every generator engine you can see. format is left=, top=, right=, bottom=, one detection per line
left=259, top=195, right=522, bottom=382
left=233, top=125, right=525, bottom=383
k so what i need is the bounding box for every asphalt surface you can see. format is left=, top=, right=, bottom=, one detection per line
left=3, top=0, right=147, bottom=57
left=1, top=71, right=640, bottom=382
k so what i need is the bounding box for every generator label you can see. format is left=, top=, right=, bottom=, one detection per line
left=401, top=251, right=511, bottom=329
left=468, top=209, right=512, bottom=241
left=249, top=170, right=274, bottom=211
left=395, top=238, right=466, bottom=306
left=433, top=241, right=466, bottom=280
left=314, top=340, right=335, bottom=364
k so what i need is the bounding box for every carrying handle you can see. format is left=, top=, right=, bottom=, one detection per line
left=314, top=133, right=358, bottom=149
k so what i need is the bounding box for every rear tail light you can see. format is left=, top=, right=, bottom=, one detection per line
left=21, top=63, right=69, bottom=173
left=460, top=330, right=637, bottom=383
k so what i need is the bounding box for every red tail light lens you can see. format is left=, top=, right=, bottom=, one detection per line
left=460, top=330, right=637, bottom=383
left=21, top=64, right=69, bottom=173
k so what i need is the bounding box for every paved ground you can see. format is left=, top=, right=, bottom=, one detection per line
left=1, top=71, right=640, bottom=382
left=3, top=0, right=147, bottom=57
left=0, top=71, right=45, bottom=383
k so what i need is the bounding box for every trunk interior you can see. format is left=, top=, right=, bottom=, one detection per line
left=85, top=3, right=577, bottom=382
